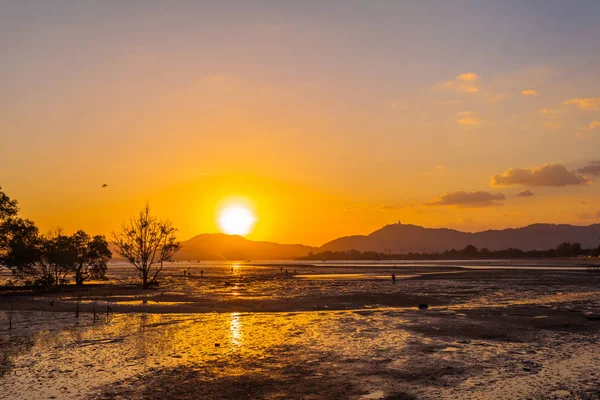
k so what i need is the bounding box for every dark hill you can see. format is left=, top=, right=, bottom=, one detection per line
left=319, top=222, right=600, bottom=253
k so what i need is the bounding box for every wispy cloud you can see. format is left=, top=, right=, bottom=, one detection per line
left=458, top=117, right=478, bottom=125
left=521, top=89, right=538, bottom=96
left=456, top=111, right=479, bottom=125
left=576, top=120, right=600, bottom=138
left=425, top=191, right=506, bottom=208
left=439, top=72, right=480, bottom=94
left=564, top=97, right=600, bottom=111
left=538, top=107, right=563, bottom=130
left=457, top=72, right=479, bottom=82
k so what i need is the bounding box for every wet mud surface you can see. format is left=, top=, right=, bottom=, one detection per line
left=1, top=263, right=600, bottom=399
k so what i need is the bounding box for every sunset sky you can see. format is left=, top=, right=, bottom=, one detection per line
left=2, top=1, right=600, bottom=246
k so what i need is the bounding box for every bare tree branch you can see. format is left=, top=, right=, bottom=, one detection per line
left=112, top=204, right=180, bottom=288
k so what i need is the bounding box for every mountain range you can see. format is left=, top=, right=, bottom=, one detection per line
left=165, top=222, right=600, bottom=261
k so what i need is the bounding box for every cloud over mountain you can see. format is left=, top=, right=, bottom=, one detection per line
left=425, top=191, right=505, bottom=208
left=490, top=163, right=585, bottom=187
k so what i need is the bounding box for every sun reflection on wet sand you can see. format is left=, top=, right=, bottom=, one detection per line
left=0, top=310, right=411, bottom=399
left=229, top=312, right=242, bottom=347
left=2, top=266, right=600, bottom=399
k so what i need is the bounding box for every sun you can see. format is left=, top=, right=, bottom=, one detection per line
left=218, top=205, right=256, bottom=236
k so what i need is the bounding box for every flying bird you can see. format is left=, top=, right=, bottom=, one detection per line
left=102, top=184, right=108, bottom=188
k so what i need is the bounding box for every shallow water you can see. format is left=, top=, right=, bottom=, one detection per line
left=3, top=258, right=594, bottom=287
left=3, top=261, right=599, bottom=314
left=1, top=263, right=600, bottom=399
left=0, top=309, right=411, bottom=399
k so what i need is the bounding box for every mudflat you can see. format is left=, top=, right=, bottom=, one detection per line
left=1, top=262, right=599, bottom=399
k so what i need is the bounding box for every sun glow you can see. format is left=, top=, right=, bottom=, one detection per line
left=218, top=205, right=256, bottom=236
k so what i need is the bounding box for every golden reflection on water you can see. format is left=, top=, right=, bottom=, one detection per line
left=229, top=312, right=242, bottom=347
left=0, top=309, right=411, bottom=399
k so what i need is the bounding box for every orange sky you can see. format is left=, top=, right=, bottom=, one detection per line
left=1, top=2, right=600, bottom=246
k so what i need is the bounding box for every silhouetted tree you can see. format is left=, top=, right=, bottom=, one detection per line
left=299, top=242, right=600, bottom=261
left=68, top=230, right=112, bottom=285
left=0, top=187, right=18, bottom=220
left=0, top=187, right=22, bottom=271
left=593, top=244, right=600, bottom=258
left=0, top=187, right=52, bottom=286
left=112, top=204, right=180, bottom=288
left=554, top=242, right=583, bottom=257
left=570, top=242, right=583, bottom=256
left=0, top=217, right=42, bottom=277
left=463, top=245, right=479, bottom=257
left=1, top=188, right=110, bottom=288
left=35, top=229, right=73, bottom=286
left=3, top=227, right=70, bottom=287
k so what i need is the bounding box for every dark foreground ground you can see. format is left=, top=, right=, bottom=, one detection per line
left=1, top=263, right=600, bottom=399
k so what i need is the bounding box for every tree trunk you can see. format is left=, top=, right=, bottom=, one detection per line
left=75, top=266, right=84, bottom=286
left=142, top=268, right=149, bottom=288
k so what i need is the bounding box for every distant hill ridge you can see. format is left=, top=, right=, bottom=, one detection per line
left=319, top=222, right=600, bottom=254
left=157, top=223, right=600, bottom=261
